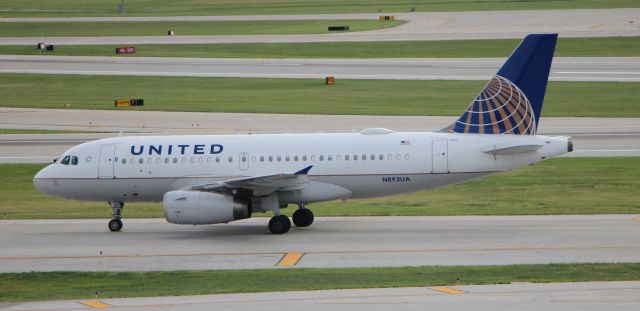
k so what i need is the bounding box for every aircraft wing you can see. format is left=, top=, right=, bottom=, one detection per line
left=187, top=165, right=313, bottom=196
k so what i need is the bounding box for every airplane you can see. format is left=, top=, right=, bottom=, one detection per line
left=34, top=34, right=572, bottom=234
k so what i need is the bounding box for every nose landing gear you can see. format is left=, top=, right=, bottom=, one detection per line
left=108, top=202, right=124, bottom=232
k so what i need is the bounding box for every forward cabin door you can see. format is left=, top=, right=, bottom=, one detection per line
left=239, top=152, right=249, bottom=171
left=98, top=145, right=116, bottom=178
left=431, top=139, right=449, bottom=173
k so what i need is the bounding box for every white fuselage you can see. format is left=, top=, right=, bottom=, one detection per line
left=33, top=131, right=570, bottom=204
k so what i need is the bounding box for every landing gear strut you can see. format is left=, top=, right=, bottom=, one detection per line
left=108, top=202, right=124, bottom=232
left=292, top=204, right=314, bottom=227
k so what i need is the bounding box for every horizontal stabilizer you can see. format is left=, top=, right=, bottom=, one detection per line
left=483, top=144, right=544, bottom=155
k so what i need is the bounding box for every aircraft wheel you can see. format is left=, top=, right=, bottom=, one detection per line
left=108, top=219, right=123, bottom=232
left=293, top=208, right=314, bottom=227
left=268, top=215, right=291, bottom=234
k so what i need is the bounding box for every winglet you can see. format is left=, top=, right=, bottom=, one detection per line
left=295, top=165, right=313, bottom=175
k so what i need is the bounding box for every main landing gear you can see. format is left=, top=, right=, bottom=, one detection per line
left=108, top=202, right=124, bottom=232
left=268, top=204, right=315, bottom=234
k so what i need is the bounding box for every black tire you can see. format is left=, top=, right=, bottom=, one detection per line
left=268, top=215, right=291, bottom=234
left=293, top=208, right=314, bottom=227
left=108, top=219, right=123, bottom=232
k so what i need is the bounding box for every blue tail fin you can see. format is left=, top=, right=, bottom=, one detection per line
left=445, top=34, right=557, bottom=135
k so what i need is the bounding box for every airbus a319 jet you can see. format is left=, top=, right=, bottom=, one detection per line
left=34, top=34, right=572, bottom=234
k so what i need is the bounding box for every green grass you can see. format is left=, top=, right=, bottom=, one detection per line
left=0, top=74, right=638, bottom=117
left=2, top=263, right=639, bottom=302
left=3, top=157, right=639, bottom=219
left=0, top=20, right=402, bottom=37
left=0, top=0, right=637, bottom=17
left=3, top=37, right=638, bottom=58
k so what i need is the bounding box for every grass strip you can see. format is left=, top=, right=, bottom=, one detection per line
left=0, top=20, right=402, bottom=37
left=2, top=263, right=639, bottom=302
left=0, top=0, right=637, bottom=17
left=3, top=37, right=638, bottom=58
left=1, top=74, right=638, bottom=117
left=3, top=157, right=639, bottom=219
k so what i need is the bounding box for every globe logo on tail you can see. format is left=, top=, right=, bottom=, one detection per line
left=448, top=75, right=536, bottom=135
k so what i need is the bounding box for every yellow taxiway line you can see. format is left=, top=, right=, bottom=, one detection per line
left=276, top=252, right=305, bottom=266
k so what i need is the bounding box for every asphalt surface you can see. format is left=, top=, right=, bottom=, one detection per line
left=1, top=108, right=638, bottom=162
left=5, top=281, right=640, bottom=311
left=2, top=55, right=639, bottom=82
left=0, top=9, right=638, bottom=45
left=1, top=215, right=638, bottom=273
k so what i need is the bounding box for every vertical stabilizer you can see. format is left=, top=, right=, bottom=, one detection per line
left=444, top=34, right=557, bottom=135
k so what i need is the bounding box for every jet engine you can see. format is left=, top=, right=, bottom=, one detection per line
left=163, top=191, right=251, bottom=225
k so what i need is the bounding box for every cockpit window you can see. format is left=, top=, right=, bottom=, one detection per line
left=71, top=156, right=79, bottom=165
left=60, top=156, right=71, bottom=165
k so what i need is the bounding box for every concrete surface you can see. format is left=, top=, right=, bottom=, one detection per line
left=2, top=56, right=639, bottom=82
left=1, top=108, right=639, bottom=162
left=1, top=215, right=638, bottom=273
left=4, top=281, right=640, bottom=311
left=1, top=9, right=638, bottom=45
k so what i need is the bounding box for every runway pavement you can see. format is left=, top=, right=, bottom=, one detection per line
left=3, top=55, right=639, bottom=82
left=4, top=281, right=640, bottom=311
left=0, top=108, right=638, bottom=162
left=1, top=9, right=638, bottom=45
left=1, top=215, right=639, bottom=273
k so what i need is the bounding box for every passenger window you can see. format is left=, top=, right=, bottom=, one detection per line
left=269, top=156, right=273, bottom=162
left=405, top=154, right=410, bottom=160
left=183, top=157, right=188, bottom=163
left=294, top=155, right=299, bottom=162
left=130, top=158, right=135, bottom=164
left=71, top=156, right=79, bottom=165
left=242, top=156, right=247, bottom=163
left=319, top=155, right=324, bottom=161
left=173, top=157, right=178, bottom=164
left=147, top=158, right=152, bottom=164
left=311, top=155, right=316, bottom=161
left=207, top=157, right=212, bottom=163
left=396, top=154, right=401, bottom=160
left=362, top=154, right=366, bottom=161
left=370, top=154, right=375, bottom=160
left=303, top=155, right=308, bottom=161
left=277, top=156, right=281, bottom=162
left=164, top=157, right=169, bottom=164
left=121, top=158, right=126, bottom=165
left=190, top=157, right=195, bottom=163
left=60, top=156, right=70, bottom=165
left=379, top=154, right=384, bottom=160
left=251, top=156, right=256, bottom=162
left=285, top=156, right=290, bottom=162
left=354, top=155, right=358, bottom=161
left=387, top=154, right=392, bottom=160
left=328, top=155, right=333, bottom=161
left=260, top=156, right=265, bottom=162
left=336, top=155, right=342, bottom=161
left=139, top=158, right=144, bottom=164
left=345, top=155, right=350, bottom=161
left=198, top=157, right=203, bottom=163
left=228, top=157, right=233, bottom=163
left=156, top=158, right=161, bottom=164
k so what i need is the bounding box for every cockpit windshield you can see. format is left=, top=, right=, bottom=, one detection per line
left=59, top=155, right=79, bottom=165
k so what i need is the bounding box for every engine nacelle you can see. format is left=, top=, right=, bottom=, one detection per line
left=163, top=191, right=251, bottom=225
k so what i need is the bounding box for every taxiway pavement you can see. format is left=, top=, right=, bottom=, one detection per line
left=1, top=108, right=639, bottom=162
left=1, top=215, right=638, bottom=273
left=1, top=9, right=638, bottom=45
left=2, top=56, right=639, bottom=82
left=4, top=281, right=640, bottom=311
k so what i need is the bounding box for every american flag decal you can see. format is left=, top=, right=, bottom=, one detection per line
left=401, top=140, right=411, bottom=145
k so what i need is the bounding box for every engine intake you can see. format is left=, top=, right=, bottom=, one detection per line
left=163, top=191, right=251, bottom=225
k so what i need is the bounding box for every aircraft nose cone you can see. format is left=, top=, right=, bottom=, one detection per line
left=33, top=166, right=54, bottom=196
